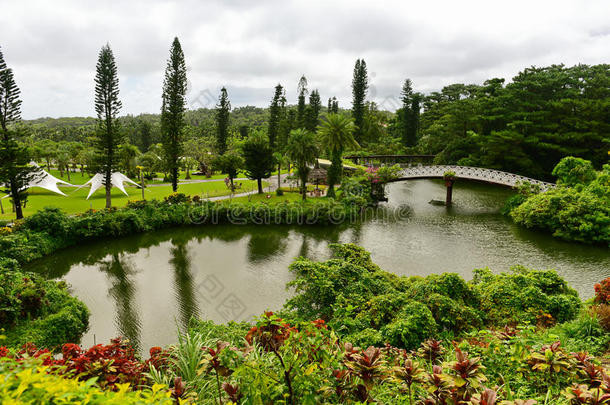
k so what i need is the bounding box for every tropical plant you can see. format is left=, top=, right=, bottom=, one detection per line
left=286, top=128, right=318, bottom=200
left=317, top=113, right=358, bottom=198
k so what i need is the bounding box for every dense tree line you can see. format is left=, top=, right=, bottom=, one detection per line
left=417, top=64, right=610, bottom=179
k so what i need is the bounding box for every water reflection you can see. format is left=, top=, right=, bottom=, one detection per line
left=247, top=228, right=289, bottom=263
left=169, top=238, right=200, bottom=332
left=98, top=253, right=142, bottom=350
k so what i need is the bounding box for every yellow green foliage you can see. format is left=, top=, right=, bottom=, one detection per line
left=0, top=358, right=175, bottom=404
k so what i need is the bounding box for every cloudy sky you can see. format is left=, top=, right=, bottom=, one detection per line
left=1, top=0, right=609, bottom=119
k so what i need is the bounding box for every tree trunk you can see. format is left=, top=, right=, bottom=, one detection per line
left=105, top=170, right=112, bottom=209
left=10, top=181, right=23, bottom=220
left=172, top=166, right=178, bottom=192
left=230, top=177, right=235, bottom=192
left=185, top=166, right=191, bottom=180
left=257, top=178, right=263, bottom=194
left=301, top=172, right=307, bottom=201
left=66, top=165, right=71, bottom=182
left=277, top=164, right=281, bottom=191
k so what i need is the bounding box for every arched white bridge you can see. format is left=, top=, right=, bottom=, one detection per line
left=391, top=165, right=556, bottom=191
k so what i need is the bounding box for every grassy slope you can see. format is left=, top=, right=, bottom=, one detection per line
left=0, top=179, right=267, bottom=220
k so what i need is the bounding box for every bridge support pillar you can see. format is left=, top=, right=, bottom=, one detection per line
left=445, top=179, right=454, bottom=206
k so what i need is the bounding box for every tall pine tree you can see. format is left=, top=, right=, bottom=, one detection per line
left=305, top=89, right=321, bottom=132
left=400, top=79, right=421, bottom=147
left=328, top=96, right=339, bottom=113
left=161, top=37, right=187, bottom=192
left=215, top=87, right=231, bottom=154
left=94, top=44, right=122, bottom=209
left=0, top=47, right=38, bottom=219
left=351, top=59, right=368, bottom=144
left=296, top=75, right=308, bottom=128
left=268, top=84, right=284, bottom=148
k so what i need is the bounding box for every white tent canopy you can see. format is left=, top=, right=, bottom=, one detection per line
left=78, top=172, right=140, bottom=199
left=1, top=164, right=74, bottom=199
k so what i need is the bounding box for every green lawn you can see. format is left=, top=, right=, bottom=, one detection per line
left=0, top=180, right=266, bottom=220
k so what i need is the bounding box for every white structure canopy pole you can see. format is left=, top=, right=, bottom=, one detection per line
left=76, top=172, right=141, bottom=200
left=2, top=163, right=74, bottom=197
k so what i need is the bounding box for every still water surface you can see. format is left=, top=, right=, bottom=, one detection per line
left=27, top=180, right=610, bottom=351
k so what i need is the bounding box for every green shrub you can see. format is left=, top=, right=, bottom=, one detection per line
left=360, top=293, right=410, bottom=328
left=39, top=302, right=89, bottom=347
left=552, top=156, right=597, bottom=187
left=510, top=159, right=609, bottom=245
left=422, top=293, right=483, bottom=332
left=0, top=260, right=89, bottom=349
left=381, top=300, right=436, bottom=349
left=471, top=266, right=581, bottom=326
left=286, top=245, right=582, bottom=349
left=24, top=207, right=72, bottom=239
left=348, top=327, right=384, bottom=348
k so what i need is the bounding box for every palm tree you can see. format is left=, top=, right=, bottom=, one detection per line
left=286, top=129, right=318, bottom=200
left=317, top=114, right=358, bottom=197
left=272, top=151, right=286, bottom=191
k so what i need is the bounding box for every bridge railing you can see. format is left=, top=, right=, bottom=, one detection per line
left=396, top=165, right=556, bottom=191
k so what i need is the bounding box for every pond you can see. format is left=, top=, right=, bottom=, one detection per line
left=27, top=180, right=610, bottom=352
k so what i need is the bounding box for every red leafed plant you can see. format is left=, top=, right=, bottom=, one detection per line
left=594, top=278, right=610, bottom=305
left=245, top=311, right=297, bottom=352
left=3, top=338, right=170, bottom=391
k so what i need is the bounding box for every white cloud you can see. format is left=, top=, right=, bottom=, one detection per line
left=0, top=0, right=608, bottom=118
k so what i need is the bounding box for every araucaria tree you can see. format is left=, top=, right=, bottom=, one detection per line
left=268, top=84, right=284, bottom=148
left=241, top=131, right=274, bottom=194
left=215, top=87, right=231, bottom=155
left=0, top=47, right=39, bottom=219
left=94, top=44, right=122, bottom=209
left=286, top=128, right=318, bottom=200
left=305, top=89, right=321, bottom=132
left=317, top=114, right=358, bottom=198
left=351, top=59, right=368, bottom=144
left=296, top=75, right=308, bottom=128
left=328, top=97, right=339, bottom=114
left=401, top=79, right=421, bottom=147
left=161, top=37, right=187, bottom=192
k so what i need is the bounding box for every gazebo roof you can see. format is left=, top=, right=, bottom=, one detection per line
left=308, top=167, right=327, bottom=181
